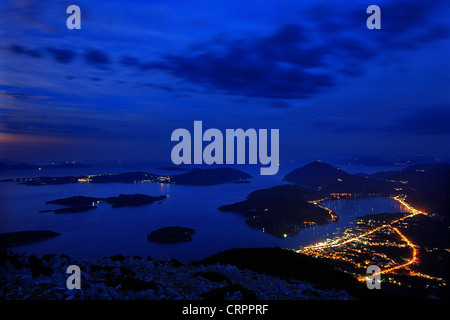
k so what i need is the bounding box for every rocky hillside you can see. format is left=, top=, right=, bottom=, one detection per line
left=284, top=161, right=396, bottom=194
left=0, top=248, right=355, bottom=300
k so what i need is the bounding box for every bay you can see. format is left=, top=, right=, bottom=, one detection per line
left=0, top=163, right=409, bottom=261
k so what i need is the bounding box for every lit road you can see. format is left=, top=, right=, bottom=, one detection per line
left=297, top=196, right=428, bottom=279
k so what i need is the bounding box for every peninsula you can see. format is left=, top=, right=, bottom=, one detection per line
left=218, top=184, right=338, bottom=238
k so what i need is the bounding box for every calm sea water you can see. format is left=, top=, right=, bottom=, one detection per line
left=0, top=163, right=408, bottom=261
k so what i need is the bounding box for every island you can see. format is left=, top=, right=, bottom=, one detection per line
left=102, top=194, right=167, bottom=208
left=0, top=161, right=93, bottom=171
left=0, top=230, right=61, bottom=248
left=2, top=168, right=252, bottom=187
left=147, top=226, right=196, bottom=243
left=44, top=194, right=167, bottom=213
left=53, top=206, right=98, bottom=214
left=218, top=184, right=338, bottom=238
left=46, top=196, right=99, bottom=206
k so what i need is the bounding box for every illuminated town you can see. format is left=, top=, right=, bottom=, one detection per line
left=297, top=196, right=447, bottom=294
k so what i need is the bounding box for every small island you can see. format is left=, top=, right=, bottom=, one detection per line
left=103, top=194, right=167, bottom=208
left=218, top=184, right=338, bottom=238
left=44, top=194, right=167, bottom=213
left=0, top=230, right=61, bottom=248
left=46, top=196, right=99, bottom=206
left=147, top=226, right=196, bottom=243
left=53, top=206, right=98, bottom=214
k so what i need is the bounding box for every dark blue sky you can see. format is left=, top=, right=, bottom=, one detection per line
left=0, top=0, right=449, bottom=163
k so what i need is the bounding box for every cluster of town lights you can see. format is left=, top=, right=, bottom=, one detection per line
left=297, top=196, right=435, bottom=284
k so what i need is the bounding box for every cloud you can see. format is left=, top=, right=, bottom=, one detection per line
left=117, top=23, right=335, bottom=99
left=118, top=55, right=160, bottom=71
left=8, top=44, right=41, bottom=58
left=153, top=27, right=335, bottom=99
left=5, top=44, right=75, bottom=64
left=392, top=106, right=450, bottom=135
left=119, top=0, right=447, bottom=101
left=256, top=24, right=322, bottom=68
left=84, top=49, right=111, bottom=66
left=313, top=117, right=371, bottom=134
left=46, top=48, right=76, bottom=64
left=267, top=100, right=291, bottom=109
left=119, top=55, right=140, bottom=67
left=3, top=0, right=448, bottom=106
left=1, top=115, right=108, bottom=139
left=353, top=0, right=448, bottom=51
left=379, top=0, right=444, bottom=34
left=0, top=91, right=48, bottom=100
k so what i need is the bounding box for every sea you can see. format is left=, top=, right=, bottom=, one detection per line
left=0, top=162, right=409, bottom=261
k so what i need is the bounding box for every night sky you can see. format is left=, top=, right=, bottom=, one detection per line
left=0, top=0, right=449, bottom=164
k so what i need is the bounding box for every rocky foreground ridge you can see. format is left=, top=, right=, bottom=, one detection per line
left=0, top=248, right=356, bottom=300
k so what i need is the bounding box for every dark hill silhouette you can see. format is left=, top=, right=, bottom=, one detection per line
left=371, top=163, right=450, bottom=179
left=197, top=247, right=389, bottom=299
left=218, top=184, right=335, bottom=238
left=147, top=226, right=196, bottom=243
left=284, top=161, right=395, bottom=194
left=369, top=163, right=450, bottom=219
